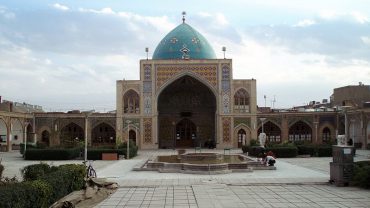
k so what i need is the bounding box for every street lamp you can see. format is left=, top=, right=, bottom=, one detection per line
left=313, top=121, right=319, bottom=144
left=23, top=122, right=29, bottom=158
left=126, top=120, right=131, bottom=159
left=84, top=112, right=93, bottom=164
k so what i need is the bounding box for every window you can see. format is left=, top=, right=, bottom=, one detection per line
left=123, top=90, right=140, bottom=114
left=322, top=127, right=331, bottom=142
left=234, top=89, right=250, bottom=113
left=289, top=121, right=312, bottom=143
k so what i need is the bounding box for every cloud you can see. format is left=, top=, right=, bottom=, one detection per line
left=294, top=19, right=315, bottom=27
left=243, top=13, right=370, bottom=64
left=0, top=6, right=15, bottom=19
left=350, top=11, right=369, bottom=24
left=361, top=36, right=370, bottom=46
left=0, top=7, right=176, bottom=58
left=319, top=11, right=369, bottom=24
left=52, top=3, right=69, bottom=11
left=225, top=36, right=370, bottom=107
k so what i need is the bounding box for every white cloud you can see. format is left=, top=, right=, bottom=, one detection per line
left=227, top=36, right=370, bottom=107
left=52, top=3, right=69, bottom=11
left=78, top=7, right=113, bottom=14
left=361, top=36, right=370, bottom=46
left=350, top=11, right=369, bottom=24
left=319, top=10, right=339, bottom=20
left=0, top=6, right=15, bottom=19
left=319, top=10, right=369, bottom=24
left=294, top=19, right=315, bottom=27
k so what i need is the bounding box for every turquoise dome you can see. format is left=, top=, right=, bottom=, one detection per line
left=152, top=23, right=217, bottom=60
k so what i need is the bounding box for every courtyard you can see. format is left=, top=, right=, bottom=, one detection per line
left=1, top=149, right=370, bottom=207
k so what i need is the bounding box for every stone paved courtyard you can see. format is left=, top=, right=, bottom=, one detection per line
left=1, top=149, right=370, bottom=207
left=97, top=184, right=370, bottom=208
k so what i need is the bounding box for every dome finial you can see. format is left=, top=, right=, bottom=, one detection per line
left=182, top=11, right=186, bottom=23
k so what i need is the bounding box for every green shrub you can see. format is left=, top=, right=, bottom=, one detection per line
left=249, top=139, right=259, bottom=146
left=242, top=146, right=265, bottom=157
left=0, top=164, right=86, bottom=207
left=266, top=146, right=298, bottom=158
left=24, top=148, right=80, bottom=160
left=297, top=145, right=316, bottom=156
left=41, top=167, right=86, bottom=205
left=0, top=164, right=3, bottom=178
left=316, top=145, right=332, bottom=157
left=19, top=143, right=37, bottom=155
left=58, top=164, right=86, bottom=190
left=296, top=144, right=332, bottom=157
left=352, top=161, right=370, bottom=189
left=117, top=142, right=138, bottom=158
left=0, top=180, right=52, bottom=208
left=36, top=141, right=48, bottom=149
left=26, top=180, right=53, bottom=207
left=0, top=182, right=33, bottom=208
left=21, top=163, right=53, bottom=181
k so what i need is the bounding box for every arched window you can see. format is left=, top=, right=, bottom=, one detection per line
left=41, top=130, right=50, bottom=146
left=322, top=127, right=331, bottom=142
left=123, top=90, right=140, bottom=114
left=234, top=89, right=250, bottom=113
left=257, top=121, right=282, bottom=143
left=26, top=124, right=34, bottom=143
left=91, top=123, right=116, bottom=146
left=0, top=119, right=7, bottom=143
left=289, top=121, right=312, bottom=142
left=11, top=119, right=23, bottom=144
left=60, top=123, right=84, bottom=147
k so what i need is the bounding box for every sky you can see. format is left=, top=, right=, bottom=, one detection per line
left=0, top=0, right=369, bottom=112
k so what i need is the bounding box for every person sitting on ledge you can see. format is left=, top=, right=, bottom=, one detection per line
left=262, top=153, right=276, bottom=166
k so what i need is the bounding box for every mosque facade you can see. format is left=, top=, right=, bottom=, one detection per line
left=116, top=20, right=257, bottom=149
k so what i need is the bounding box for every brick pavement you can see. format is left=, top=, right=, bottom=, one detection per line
left=95, top=149, right=370, bottom=208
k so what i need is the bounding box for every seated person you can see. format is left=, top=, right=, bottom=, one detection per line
left=262, top=153, right=276, bottom=166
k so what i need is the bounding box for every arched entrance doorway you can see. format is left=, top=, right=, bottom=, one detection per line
left=237, top=129, right=246, bottom=148
left=174, top=119, right=196, bottom=148
left=157, top=75, right=216, bottom=148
